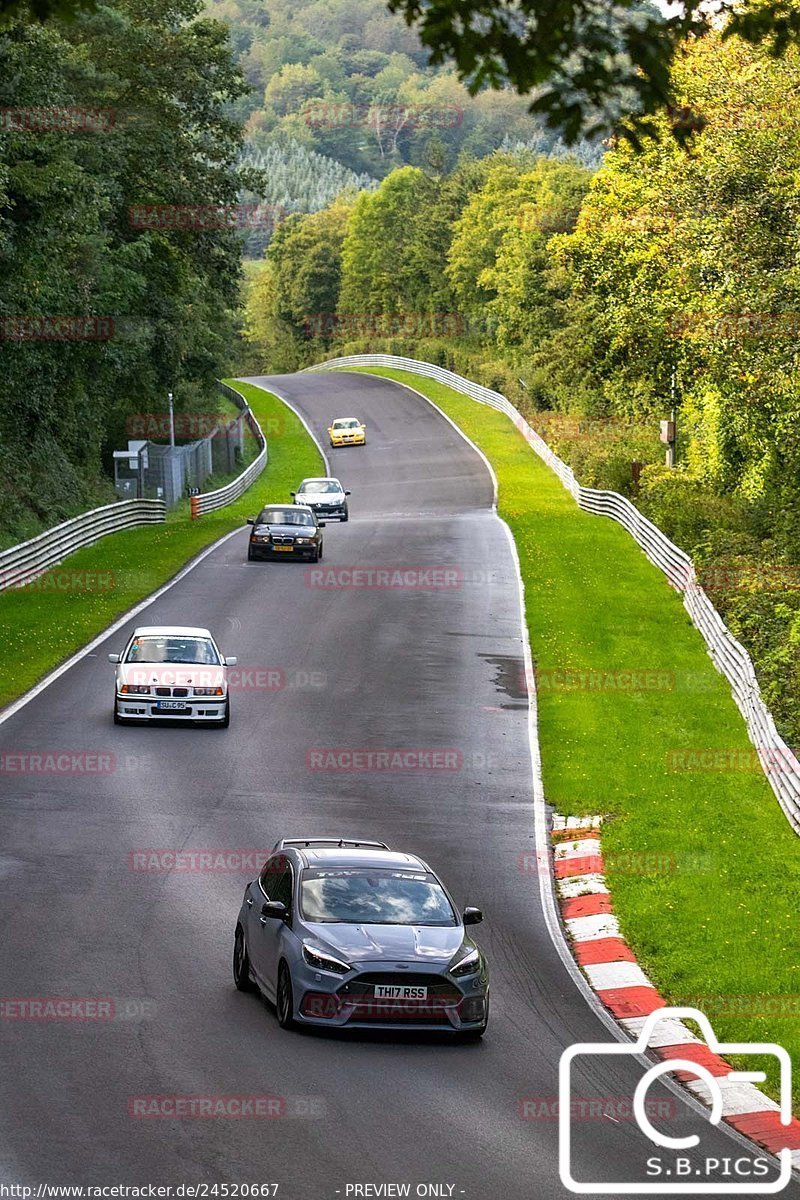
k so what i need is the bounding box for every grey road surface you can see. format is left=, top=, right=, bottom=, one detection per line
left=0, top=370, right=791, bottom=1199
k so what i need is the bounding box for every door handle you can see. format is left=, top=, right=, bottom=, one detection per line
left=245, top=897, right=253, bottom=907
left=259, top=916, right=268, bottom=925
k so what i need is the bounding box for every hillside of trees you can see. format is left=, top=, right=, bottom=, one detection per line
left=242, top=30, right=800, bottom=746
left=205, top=0, right=604, bottom=195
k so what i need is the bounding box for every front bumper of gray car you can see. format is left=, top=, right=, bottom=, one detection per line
left=291, top=961, right=489, bottom=1031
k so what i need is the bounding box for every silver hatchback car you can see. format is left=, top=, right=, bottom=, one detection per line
left=233, top=839, right=489, bottom=1037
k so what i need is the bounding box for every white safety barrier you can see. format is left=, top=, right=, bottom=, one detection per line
left=0, top=499, right=165, bottom=592
left=306, top=353, right=800, bottom=834
left=190, top=382, right=267, bottom=517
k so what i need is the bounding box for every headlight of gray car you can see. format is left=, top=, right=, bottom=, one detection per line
left=302, top=944, right=351, bottom=974
left=448, top=946, right=481, bottom=977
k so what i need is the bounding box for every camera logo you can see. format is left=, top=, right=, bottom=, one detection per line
left=559, top=1007, right=793, bottom=1193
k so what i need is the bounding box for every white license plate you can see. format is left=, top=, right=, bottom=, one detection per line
left=373, top=985, right=428, bottom=1000
left=156, top=700, right=190, bottom=712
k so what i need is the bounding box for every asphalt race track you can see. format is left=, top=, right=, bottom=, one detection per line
left=0, top=370, right=794, bottom=1199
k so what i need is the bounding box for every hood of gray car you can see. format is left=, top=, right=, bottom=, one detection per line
left=304, top=922, right=465, bottom=963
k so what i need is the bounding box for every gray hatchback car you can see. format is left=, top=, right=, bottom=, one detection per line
left=233, top=838, right=489, bottom=1037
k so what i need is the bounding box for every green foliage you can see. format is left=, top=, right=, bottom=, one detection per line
left=206, top=0, right=603, bottom=187
left=0, top=0, right=248, bottom=542
left=353, top=364, right=800, bottom=1107
left=387, top=0, right=800, bottom=148
left=0, top=382, right=323, bottom=707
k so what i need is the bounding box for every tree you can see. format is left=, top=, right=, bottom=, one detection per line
left=387, top=0, right=800, bottom=145
left=0, top=0, right=250, bottom=537
left=338, top=166, right=450, bottom=320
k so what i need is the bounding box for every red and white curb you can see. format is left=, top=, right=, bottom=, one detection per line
left=552, top=813, right=800, bottom=1169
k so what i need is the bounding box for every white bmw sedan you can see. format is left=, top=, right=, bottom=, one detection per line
left=109, top=625, right=237, bottom=727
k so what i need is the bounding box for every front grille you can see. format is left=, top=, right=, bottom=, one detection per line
left=272, top=536, right=294, bottom=545
left=152, top=686, right=190, bottom=697
left=173, top=687, right=189, bottom=698
left=154, top=687, right=170, bottom=697
left=345, top=973, right=452, bottom=991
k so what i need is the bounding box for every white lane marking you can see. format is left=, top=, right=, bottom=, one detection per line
left=584, top=961, right=653, bottom=991
left=0, top=527, right=244, bottom=728
left=554, top=838, right=602, bottom=860
left=565, top=913, right=621, bottom=942
left=557, top=873, right=609, bottom=898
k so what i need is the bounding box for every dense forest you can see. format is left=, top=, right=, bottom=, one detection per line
left=242, top=31, right=800, bottom=745
left=0, top=0, right=251, bottom=545
left=205, top=0, right=604, bottom=223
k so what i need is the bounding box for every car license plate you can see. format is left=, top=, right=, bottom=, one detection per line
left=156, top=700, right=190, bottom=712
left=373, top=985, right=427, bottom=1000
left=273, top=545, right=293, bottom=552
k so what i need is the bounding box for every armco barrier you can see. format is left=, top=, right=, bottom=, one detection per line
left=305, top=353, right=800, bottom=835
left=190, top=382, right=267, bottom=517
left=0, top=499, right=165, bottom=592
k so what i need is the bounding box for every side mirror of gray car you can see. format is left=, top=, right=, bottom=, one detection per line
left=463, top=907, right=483, bottom=925
left=225, top=656, right=238, bottom=667
left=345, top=490, right=351, bottom=496
left=246, top=517, right=255, bottom=525
left=108, top=653, right=121, bottom=663
left=290, top=491, right=296, bottom=497
left=318, top=522, right=326, bottom=529
left=261, top=901, right=287, bottom=920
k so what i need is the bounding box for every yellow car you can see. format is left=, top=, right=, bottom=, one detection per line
left=328, top=416, right=366, bottom=447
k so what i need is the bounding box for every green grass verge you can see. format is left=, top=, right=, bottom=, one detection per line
left=0, top=381, right=323, bottom=711
left=340, top=364, right=800, bottom=1101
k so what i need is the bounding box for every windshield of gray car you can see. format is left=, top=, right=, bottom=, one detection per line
left=298, top=480, right=340, bottom=494
left=125, top=637, right=220, bottom=665
left=258, top=509, right=314, bottom=525
left=299, top=867, right=457, bottom=925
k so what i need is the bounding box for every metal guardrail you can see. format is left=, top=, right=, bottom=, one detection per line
left=189, top=382, right=268, bottom=518
left=0, top=499, right=166, bottom=593
left=307, top=353, right=800, bottom=835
